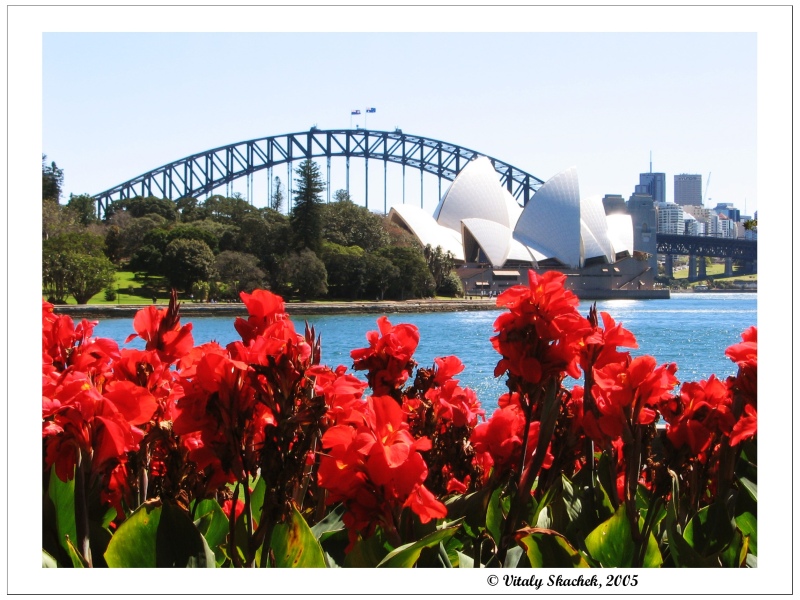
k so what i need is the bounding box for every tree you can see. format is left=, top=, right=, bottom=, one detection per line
left=42, top=232, right=115, bottom=303
left=320, top=242, right=366, bottom=299
left=202, top=195, right=258, bottom=225
left=214, top=251, right=266, bottom=297
left=321, top=199, right=390, bottom=251
left=42, top=154, right=64, bottom=203
left=66, top=254, right=116, bottom=304
left=290, top=160, right=326, bottom=253
left=424, top=244, right=456, bottom=292
left=438, top=271, right=464, bottom=298
left=333, top=189, right=352, bottom=203
left=377, top=246, right=435, bottom=300
left=176, top=196, right=205, bottom=222
left=270, top=177, right=285, bottom=213
left=281, top=249, right=328, bottom=301
left=67, top=194, right=99, bottom=226
left=162, top=238, right=216, bottom=291
left=105, top=196, right=178, bottom=222
left=166, top=224, right=220, bottom=254
left=363, top=253, right=399, bottom=300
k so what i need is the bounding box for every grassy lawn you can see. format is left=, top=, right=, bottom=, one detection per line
left=671, top=262, right=757, bottom=283
left=48, top=271, right=177, bottom=305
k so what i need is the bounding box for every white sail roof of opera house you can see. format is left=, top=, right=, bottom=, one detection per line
left=606, top=213, right=634, bottom=257
left=388, top=158, right=635, bottom=270
left=513, top=166, right=582, bottom=268
left=388, top=203, right=464, bottom=261
left=434, top=157, right=522, bottom=231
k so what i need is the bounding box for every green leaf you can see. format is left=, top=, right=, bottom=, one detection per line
left=105, top=500, right=215, bottom=567
left=683, top=503, right=735, bottom=557
left=193, top=499, right=230, bottom=566
left=248, top=475, right=267, bottom=527
left=584, top=505, right=662, bottom=568
left=739, top=476, right=757, bottom=503
left=65, top=536, right=88, bottom=567
left=735, top=511, right=757, bottom=556
left=456, top=550, right=474, bottom=568
left=719, top=529, right=746, bottom=568
left=444, top=487, right=492, bottom=538
left=517, top=528, right=590, bottom=568
left=269, top=503, right=326, bottom=567
left=377, top=524, right=461, bottom=568
left=46, top=468, right=80, bottom=567
left=311, top=502, right=346, bottom=543
left=664, top=470, right=717, bottom=568
left=486, top=487, right=509, bottom=544
left=42, top=550, right=59, bottom=568
left=343, top=530, right=392, bottom=568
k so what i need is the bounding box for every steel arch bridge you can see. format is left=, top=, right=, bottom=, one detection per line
left=92, top=128, right=546, bottom=219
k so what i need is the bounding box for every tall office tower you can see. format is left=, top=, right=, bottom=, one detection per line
left=674, top=174, right=703, bottom=206
left=626, top=192, right=658, bottom=275
left=639, top=172, right=666, bottom=203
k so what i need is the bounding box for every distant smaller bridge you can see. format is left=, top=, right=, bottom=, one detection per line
left=656, top=233, right=757, bottom=280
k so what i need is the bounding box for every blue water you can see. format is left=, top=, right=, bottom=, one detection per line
left=94, top=293, right=756, bottom=410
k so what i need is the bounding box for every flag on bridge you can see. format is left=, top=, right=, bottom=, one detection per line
left=351, top=110, right=361, bottom=115
left=366, top=107, right=376, bottom=113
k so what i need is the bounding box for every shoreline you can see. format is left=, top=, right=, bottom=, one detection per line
left=52, top=289, right=681, bottom=320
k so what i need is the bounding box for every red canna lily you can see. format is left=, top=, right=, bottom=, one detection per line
left=351, top=317, right=420, bottom=395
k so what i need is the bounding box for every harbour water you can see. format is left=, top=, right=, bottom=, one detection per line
left=94, top=293, right=756, bottom=409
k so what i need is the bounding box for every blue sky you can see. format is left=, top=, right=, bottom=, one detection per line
left=42, top=30, right=758, bottom=215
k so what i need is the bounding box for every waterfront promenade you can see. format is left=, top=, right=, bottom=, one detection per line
left=53, top=288, right=678, bottom=320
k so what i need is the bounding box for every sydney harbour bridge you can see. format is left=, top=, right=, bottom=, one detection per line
left=92, top=128, right=546, bottom=217
left=92, top=128, right=756, bottom=278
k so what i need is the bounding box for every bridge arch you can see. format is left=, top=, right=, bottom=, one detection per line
left=92, top=129, right=546, bottom=218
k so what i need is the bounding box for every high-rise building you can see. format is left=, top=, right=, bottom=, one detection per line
left=626, top=192, right=658, bottom=275
left=656, top=202, right=686, bottom=234
left=639, top=172, right=666, bottom=204
left=674, top=174, right=703, bottom=206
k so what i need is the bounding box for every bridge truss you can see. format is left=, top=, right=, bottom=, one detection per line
left=92, top=129, right=546, bottom=218
left=656, top=233, right=757, bottom=261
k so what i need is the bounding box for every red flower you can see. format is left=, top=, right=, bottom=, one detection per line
left=222, top=498, right=246, bottom=522
left=126, top=303, right=193, bottom=364
left=589, top=356, right=678, bottom=443
left=317, top=395, right=446, bottom=545
left=580, top=308, right=638, bottom=374
left=233, top=289, right=288, bottom=344
left=725, top=326, right=757, bottom=410
left=425, top=379, right=484, bottom=428
left=351, top=317, right=420, bottom=395
left=663, top=375, right=736, bottom=460
left=471, top=404, right=553, bottom=479
left=491, top=270, right=589, bottom=385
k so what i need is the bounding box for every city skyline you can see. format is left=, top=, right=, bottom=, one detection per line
left=39, top=23, right=760, bottom=216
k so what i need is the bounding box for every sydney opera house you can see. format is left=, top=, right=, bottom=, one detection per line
left=388, top=157, right=660, bottom=298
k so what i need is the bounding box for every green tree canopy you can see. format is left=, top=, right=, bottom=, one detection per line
left=162, top=238, right=216, bottom=291
left=214, top=251, right=266, bottom=297
left=320, top=242, right=366, bottom=299
left=320, top=198, right=390, bottom=252
left=290, top=160, right=325, bottom=253
left=202, top=195, right=259, bottom=225
left=281, top=249, right=328, bottom=301
left=270, top=177, right=285, bottom=213
left=42, top=155, right=64, bottom=204
left=67, top=194, right=100, bottom=226
left=424, top=244, right=456, bottom=292
left=42, top=232, right=115, bottom=304
left=105, top=196, right=178, bottom=222
left=363, top=253, right=400, bottom=301
left=377, top=246, right=435, bottom=300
